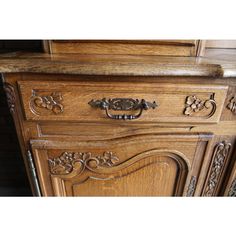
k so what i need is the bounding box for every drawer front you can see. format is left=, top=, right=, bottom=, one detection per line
left=18, top=80, right=227, bottom=124
left=30, top=134, right=211, bottom=196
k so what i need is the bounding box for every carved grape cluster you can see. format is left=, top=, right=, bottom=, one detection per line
left=184, top=95, right=205, bottom=115
left=184, top=94, right=216, bottom=117
left=31, top=92, right=64, bottom=114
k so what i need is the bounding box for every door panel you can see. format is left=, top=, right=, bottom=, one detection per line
left=31, top=134, right=212, bottom=196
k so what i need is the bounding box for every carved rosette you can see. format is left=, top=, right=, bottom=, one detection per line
left=228, top=178, right=236, bottom=197
left=204, top=141, right=231, bottom=196
left=48, top=151, right=119, bottom=175
left=226, top=96, right=236, bottom=114
left=184, top=94, right=216, bottom=117
left=3, top=83, right=15, bottom=114
left=186, top=176, right=197, bottom=197
left=30, top=92, right=64, bottom=114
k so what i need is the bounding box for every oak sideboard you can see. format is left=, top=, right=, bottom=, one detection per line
left=0, top=40, right=235, bottom=196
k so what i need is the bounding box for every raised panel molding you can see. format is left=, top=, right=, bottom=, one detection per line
left=204, top=141, right=232, bottom=196
left=49, top=149, right=189, bottom=196
left=70, top=161, right=172, bottom=196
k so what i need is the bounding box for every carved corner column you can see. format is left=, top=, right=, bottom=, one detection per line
left=222, top=148, right=236, bottom=197
left=203, top=141, right=232, bottom=196
left=227, top=179, right=236, bottom=196
left=186, top=176, right=197, bottom=196
left=3, top=82, right=16, bottom=114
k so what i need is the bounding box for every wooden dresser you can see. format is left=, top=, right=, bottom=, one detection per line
left=0, top=40, right=235, bottom=196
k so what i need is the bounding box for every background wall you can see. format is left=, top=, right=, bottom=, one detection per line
left=0, top=40, right=43, bottom=196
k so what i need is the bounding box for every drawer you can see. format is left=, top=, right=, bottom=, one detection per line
left=18, top=80, right=228, bottom=124
left=30, top=134, right=212, bottom=196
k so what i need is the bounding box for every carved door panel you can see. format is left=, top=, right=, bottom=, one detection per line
left=30, top=134, right=212, bottom=196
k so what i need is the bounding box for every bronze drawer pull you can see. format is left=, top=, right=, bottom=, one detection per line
left=88, top=98, right=158, bottom=120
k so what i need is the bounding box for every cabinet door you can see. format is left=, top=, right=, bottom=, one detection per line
left=31, top=134, right=212, bottom=196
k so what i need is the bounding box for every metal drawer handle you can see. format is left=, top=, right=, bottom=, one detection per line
left=88, top=98, right=158, bottom=120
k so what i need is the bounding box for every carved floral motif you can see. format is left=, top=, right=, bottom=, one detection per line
left=226, top=96, right=236, bottom=114
left=184, top=94, right=216, bottom=117
left=30, top=92, right=63, bottom=114
left=48, top=151, right=119, bottom=175
left=186, top=176, right=197, bottom=197
left=3, top=83, right=15, bottom=114
left=228, top=178, right=236, bottom=197
left=204, top=141, right=231, bottom=196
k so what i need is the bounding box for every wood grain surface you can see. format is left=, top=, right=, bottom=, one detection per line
left=47, top=40, right=198, bottom=56
left=1, top=41, right=236, bottom=197
left=0, top=52, right=228, bottom=77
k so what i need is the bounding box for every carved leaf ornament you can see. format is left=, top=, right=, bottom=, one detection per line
left=48, top=151, right=119, bottom=175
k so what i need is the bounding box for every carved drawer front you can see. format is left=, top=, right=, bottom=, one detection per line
left=30, top=134, right=212, bottom=196
left=18, top=80, right=227, bottom=124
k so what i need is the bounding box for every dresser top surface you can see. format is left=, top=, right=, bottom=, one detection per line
left=0, top=51, right=236, bottom=78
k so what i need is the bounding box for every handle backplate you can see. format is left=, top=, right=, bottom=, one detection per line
left=88, top=98, right=158, bottom=120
